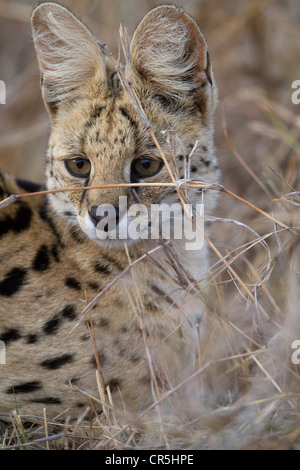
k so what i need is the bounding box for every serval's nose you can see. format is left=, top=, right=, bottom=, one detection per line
left=89, top=205, right=120, bottom=232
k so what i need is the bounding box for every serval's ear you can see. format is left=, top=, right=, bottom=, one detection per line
left=31, top=2, right=106, bottom=117
left=130, top=6, right=215, bottom=118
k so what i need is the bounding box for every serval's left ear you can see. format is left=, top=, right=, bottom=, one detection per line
left=130, top=6, right=216, bottom=118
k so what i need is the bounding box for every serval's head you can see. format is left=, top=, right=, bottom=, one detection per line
left=32, top=2, right=219, bottom=248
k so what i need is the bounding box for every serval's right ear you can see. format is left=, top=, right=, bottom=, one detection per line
left=130, top=6, right=216, bottom=120
left=31, top=2, right=106, bottom=118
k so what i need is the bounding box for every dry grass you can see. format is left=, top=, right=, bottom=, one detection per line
left=0, top=0, right=300, bottom=450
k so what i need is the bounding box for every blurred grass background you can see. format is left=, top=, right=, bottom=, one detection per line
left=0, top=0, right=300, bottom=450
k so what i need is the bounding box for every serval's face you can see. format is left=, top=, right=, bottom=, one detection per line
left=32, top=3, right=219, bottom=247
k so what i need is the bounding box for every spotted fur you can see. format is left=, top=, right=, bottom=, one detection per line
left=0, top=3, right=220, bottom=419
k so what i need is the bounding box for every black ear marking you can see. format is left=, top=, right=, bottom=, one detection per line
left=205, top=51, right=213, bottom=86
left=153, top=93, right=179, bottom=111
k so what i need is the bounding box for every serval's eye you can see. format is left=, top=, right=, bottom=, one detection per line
left=131, top=158, right=163, bottom=178
left=65, top=158, right=91, bottom=178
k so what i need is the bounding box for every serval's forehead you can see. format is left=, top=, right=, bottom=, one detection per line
left=53, top=92, right=159, bottom=162
left=84, top=103, right=138, bottom=157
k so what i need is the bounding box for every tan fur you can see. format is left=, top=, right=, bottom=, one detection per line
left=0, top=3, right=220, bottom=419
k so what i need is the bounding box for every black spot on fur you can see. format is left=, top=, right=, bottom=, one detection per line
left=0, top=204, right=32, bottom=238
left=16, top=179, right=42, bottom=193
left=63, top=211, right=75, bottom=217
left=92, top=106, right=104, bottom=119
left=191, top=166, right=198, bottom=173
left=121, top=324, right=129, bottom=333
left=40, top=354, right=74, bottom=370
left=151, top=284, right=174, bottom=306
left=0, top=174, right=6, bottom=193
left=102, top=253, right=125, bottom=271
left=7, top=381, right=42, bottom=394
left=43, top=314, right=61, bottom=335
left=43, top=305, right=76, bottom=335
left=144, top=139, right=157, bottom=149
left=145, top=302, right=159, bottom=313
left=39, top=201, right=63, bottom=245
left=106, top=378, right=121, bottom=392
left=119, top=107, right=138, bottom=129
left=51, top=244, right=60, bottom=262
left=79, top=178, right=90, bottom=205
left=61, top=305, right=76, bottom=321
left=71, top=230, right=84, bottom=244
left=32, top=245, right=51, bottom=271
left=0, top=216, right=13, bottom=237
left=140, top=375, right=150, bottom=386
left=65, top=277, right=81, bottom=291
left=70, top=377, right=80, bottom=385
left=13, top=204, right=32, bottom=233
left=130, top=353, right=141, bottom=363
left=0, top=267, right=27, bottom=297
left=99, top=317, right=110, bottom=328
left=26, top=334, right=39, bottom=344
left=0, top=329, right=22, bottom=344
left=118, top=346, right=126, bottom=357
left=80, top=334, right=90, bottom=342
left=95, top=261, right=112, bottom=275
left=32, top=397, right=62, bottom=404
left=88, top=282, right=100, bottom=291
left=90, top=351, right=106, bottom=368
left=200, top=157, right=211, bottom=167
